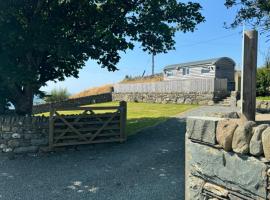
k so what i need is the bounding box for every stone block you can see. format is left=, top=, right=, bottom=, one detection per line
left=176, top=98, right=185, bottom=104
left=14, top=146, right=38, bottom=154
left=3, top=148, right=12, bottom=153
left=232, top=121, right=256, bottom=154
left=185, top=175, right=204, bottom=200
left=29, top=133, right=42, bottom=139
left=184, top=98, right=192, bottom=104
left=203, top=182, right=229, bottom=197
left=24, top=133, right=33, bottom=140
left=11, top=133, right=21, bottom=139
left=31, top=138, right=48, bottom=146
left=2, top=126, right=11, bottom=132
left=18, top=141, right=31, bottom=147
left=262, top=127, right=270, bottom=160
left=216, top=119, right=239, bottom=151
left=0, top=144, right=7, bottom=149
left=7, top=140, right=20, bottom=148
left=207, top=100, right=214, bottom=106
left=187, top=116, right=221, bottom=145
left=186, top=139, right=268, bottom=199
left=2, top=133, right=11, bottom=140
left=250, top=124, right=268, bottom=156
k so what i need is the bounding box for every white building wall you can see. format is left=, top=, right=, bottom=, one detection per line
left=164, top=64, right=216, bottom=80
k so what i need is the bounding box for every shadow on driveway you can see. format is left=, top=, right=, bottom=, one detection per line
left=0, top=117, right=186, bottom=200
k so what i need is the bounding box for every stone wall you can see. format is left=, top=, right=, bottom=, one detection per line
left=236, top=100, right=270, bottom=113
left=0, top=116, right=49, bottom=154
left=33, top=93, right=112, bottom=114
left=112, top=92, right=229, bottom=105
left=257, top=100, right=270, bottom=113
left=186, top=116, right=270, bottom=199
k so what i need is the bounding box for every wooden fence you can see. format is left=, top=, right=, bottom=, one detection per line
left=114, top=78, right=227, bottom=93
left=48, top=101, right=127, bottom=149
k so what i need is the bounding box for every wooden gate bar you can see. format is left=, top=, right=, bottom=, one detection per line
left=120, top=101, right=127, bottom=142
left=49, top=104, right=55, bottom=150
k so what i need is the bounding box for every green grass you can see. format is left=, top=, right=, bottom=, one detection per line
left=96, top=102, right=197, bottom=135
left=257, top=96, right=270, bottom=101
left=39, top=102, right=198, bottom=135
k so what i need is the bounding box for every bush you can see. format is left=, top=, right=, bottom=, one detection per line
left=44, top=88, right=70, bottom=103
left=257, top=67, right=270, bottom=96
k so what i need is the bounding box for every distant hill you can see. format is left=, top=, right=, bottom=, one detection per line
left=69, top=74, right=164, bottom=99
left=120, top=73, right=163, bottom=84
left=69, top=84, right=113, bottom=99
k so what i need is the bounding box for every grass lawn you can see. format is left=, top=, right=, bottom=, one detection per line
left=257, top=96, right=270, bottom=101
left=95, top=102, right=198, bottom=135
left=40, top=102, right=198, bottom=136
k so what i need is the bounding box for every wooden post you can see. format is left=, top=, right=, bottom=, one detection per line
left=241, top=30, right=258, bottom=121
left=152, top=54, right=155, bottom=76
left=119, top=101, right=127, bottom=142
left=49, top=104, right=54, bottom=150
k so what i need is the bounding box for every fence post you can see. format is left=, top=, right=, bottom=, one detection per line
left=49, top=104, right=54, bottom=150
left=120, top=101, right=127, bottom=142
left=241, top=30, right=258, bottom=121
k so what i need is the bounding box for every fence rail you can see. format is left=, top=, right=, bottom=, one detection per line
left=49, top=101, right=127, bottom=149
left=114, top=78, right=227, bottom=93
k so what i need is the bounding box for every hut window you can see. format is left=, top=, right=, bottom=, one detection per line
left=201, top=67, right=210, bottom=74
left=166, top=71, right=173, bottom=77
left=183, top=67, right=189, bottom=75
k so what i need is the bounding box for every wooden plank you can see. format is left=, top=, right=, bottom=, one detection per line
left=54, top=126, right=120, bottom=134
left=54, top=132, right=120, bottom=140
left=52, top=138, right=122, bottom=147
left=54, top=120, right=120, bottom=126
left=120, top=101, right=127, bottom=141
left=56, top=113, right=120, bottom=119
left=55, top=106, right=120, bottom=111
left=49, top=105, right=54, bottom=150
left=241, top=30, right=258, bottom=121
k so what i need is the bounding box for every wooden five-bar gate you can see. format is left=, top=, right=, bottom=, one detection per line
left=48, top=101, right=127, bottom=149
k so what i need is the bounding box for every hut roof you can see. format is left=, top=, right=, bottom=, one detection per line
left=164, top=57, right=235, bottom=71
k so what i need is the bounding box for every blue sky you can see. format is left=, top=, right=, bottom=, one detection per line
left=43, top=0, right=269, bottom=94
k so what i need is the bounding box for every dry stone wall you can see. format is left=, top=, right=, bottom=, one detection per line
left=257, top=100, right=270, bottom=113
left=112, top=92, right=229, bottom=105
left=33, top=93, right=112, bottom=114
left=0, top=116, right=49, bottom=154
left=186, top=116, right=270, bottom=200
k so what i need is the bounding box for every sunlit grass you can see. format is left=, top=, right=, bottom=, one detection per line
left=257, top=96, right=270, bottom=101
left=95, top=102, right=198, bottom=134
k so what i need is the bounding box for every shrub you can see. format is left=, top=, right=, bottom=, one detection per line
left=257, top=67, right=270, bottom=96
left=44, top=88, right=70, bottom=103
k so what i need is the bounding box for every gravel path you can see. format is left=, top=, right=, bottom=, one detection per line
left=0, top=106, right=239, bottom=200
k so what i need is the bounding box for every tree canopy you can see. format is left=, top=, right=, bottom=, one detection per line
left=225, top=0, right=270, bottom=32
left=0, top=0, right=204, bottom=115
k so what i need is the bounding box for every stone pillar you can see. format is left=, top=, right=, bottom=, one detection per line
left=241, top=30, right=258, bottom=121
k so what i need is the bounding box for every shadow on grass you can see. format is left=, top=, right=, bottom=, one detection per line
left=126, top=117, right=172, bottom=136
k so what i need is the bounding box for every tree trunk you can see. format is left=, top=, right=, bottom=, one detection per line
left=12, top=85, right=34, bottom=116
left=0, top=103, right=5, bottom=115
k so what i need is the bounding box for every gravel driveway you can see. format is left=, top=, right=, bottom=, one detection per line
left=0, top=106, right=239, bottom=200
